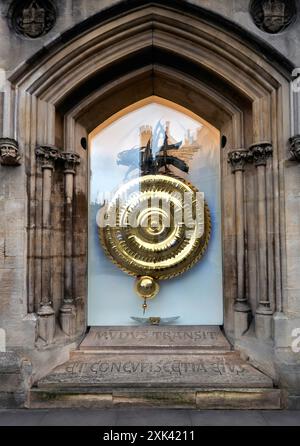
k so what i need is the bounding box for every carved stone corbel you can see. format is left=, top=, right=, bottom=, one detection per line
left=0, top=138, right=21, bottom=166
left=248, top=141, right=273, bottom=167
left=228, top=149, right=251, bottom=337
left=289, top=135, right=300, bottom=161
left=36, top=144, right=59, bottom=169
left=61, top=151, right=81, bottom=173
left=228, top=149, right=249, bottom=173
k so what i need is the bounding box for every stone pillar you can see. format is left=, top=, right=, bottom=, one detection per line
left=0, top=138, right=21, bottom=166
left=59, top=152, right=80, bottom=336
left=248, top=142, right=273, bottom=339
left=35, top=145, right=59, bottom=343
left=228, top=149, right=251, bottom=337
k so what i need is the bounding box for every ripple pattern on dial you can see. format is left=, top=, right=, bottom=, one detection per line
left=99, top=174, right=211, bottom=280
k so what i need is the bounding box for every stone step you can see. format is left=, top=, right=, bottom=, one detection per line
left=32, top=326, right=280, bottom=409
left=79, top=326, right=231, bottom=352
left=37, top=352, right=273, bottom=389
left=27, top=387, right=282, bottom=410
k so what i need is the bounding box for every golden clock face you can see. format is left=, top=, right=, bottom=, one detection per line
left=98, top=174, right=211, bottom=280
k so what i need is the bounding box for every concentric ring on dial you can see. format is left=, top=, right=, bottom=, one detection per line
left=98, top=174, right=211, bottom=280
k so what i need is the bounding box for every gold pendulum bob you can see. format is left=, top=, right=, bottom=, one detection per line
left=134, top=276, right=160, bottom=314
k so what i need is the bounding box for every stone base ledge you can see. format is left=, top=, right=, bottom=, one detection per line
left=27, top=388, right=282, bottom=410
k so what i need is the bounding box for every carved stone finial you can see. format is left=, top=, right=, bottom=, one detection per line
left=250, top=0, right=296, bottom=34
left=228, top=149, right=249, bottom=173
left=289, top=135, right=300, bottom=162
left=36, top=145, right=59, bottom=169
left=60, top=152, right=81, bottom=174
left=248, top=142, right=273, bottom=167
left=0, top=138, right=21, bottom=166
left=9, top=0, right=57, bottom=39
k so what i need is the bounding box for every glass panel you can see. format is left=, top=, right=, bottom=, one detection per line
left=88, top=100, right=223, bottom=325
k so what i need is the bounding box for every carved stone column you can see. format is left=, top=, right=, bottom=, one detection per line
left=0, top=138, right=21, bottom=166
left=59, top=152, right=80, bottom=336
left=35, top=145, right=59, bottom=343
left=248, top=142, right=273, bottom=339
left=289, top=135, right=300, bottom=161
left=228, top=149, right=251, bottom=337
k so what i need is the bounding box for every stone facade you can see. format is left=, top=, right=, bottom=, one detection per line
left=0, top=0, right=300, bottom=409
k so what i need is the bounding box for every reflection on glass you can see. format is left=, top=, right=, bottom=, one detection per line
left=89, top=99, right=223, bottom=326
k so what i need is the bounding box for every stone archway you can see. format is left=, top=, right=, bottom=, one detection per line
left=3, top=1, right=293, bottom=395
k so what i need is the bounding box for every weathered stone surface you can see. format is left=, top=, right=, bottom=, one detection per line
left=196, top=389, right=281, bottom=410
left=287, top=396, right=300, bottom=410
left=38, top=352, right=273, bottom=389
left=0, top=352, right=32, bottom=408
left=28, top=389, right=113, bottom=409
left=29, top=388, right=197, bottom=409
left=28, top=387, right=282, bottom=409
left=112, top=389, right=196, bottom=408
left=0, top=392, right=27, bottom=409
left=80, top=326, right=231, bottom=351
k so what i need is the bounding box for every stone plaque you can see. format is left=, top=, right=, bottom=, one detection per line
left=38, top=353, right=273, bottom=389
left=250, top=0, right=297, bottom=34
left=9, top=0, right=57, bottom=39
left=80, top=326, right=230, bottom=350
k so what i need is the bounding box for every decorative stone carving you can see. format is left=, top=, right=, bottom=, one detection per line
left=9, top=0, right=57, bottom=39
left=35, top=145, right=59, bottom=169
left=250, top=0, right=297, bottom=34
left=0, top=138, right=21, bottom=166
left=228, top=149, right=249, bottom=173
left=289, top=135, right=300, bottom=161
left=60, top=151, right=81, bottom=173
left=248, top=142, right=273, bottom=166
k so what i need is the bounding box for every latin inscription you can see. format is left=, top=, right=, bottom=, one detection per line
left=65, top=360, right=245, bottom=376
left=40, top=353, right=273, bottom=388
left=90, top=330, right=220, bottom=342
left=80, top=327, right=231, bottom=351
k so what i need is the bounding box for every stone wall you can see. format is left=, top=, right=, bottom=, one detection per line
left=0, top=1, right=299, bottom=72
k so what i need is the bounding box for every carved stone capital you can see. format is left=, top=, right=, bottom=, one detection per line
left=0, top=138, right=21, bottom=166
left=228, top=149, right=249, bottom=173
left=61, top=152, right=81, bottom=174
left=248, top=142, right=273, bottom=167
left=289, top=135, right=300, bottom=162
left=36, top=145, right=59, bottom=170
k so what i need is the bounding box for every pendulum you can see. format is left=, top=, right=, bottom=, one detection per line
left=142, top=299, right=148, bottom=315
left=134, top=276, right=160, bottom=314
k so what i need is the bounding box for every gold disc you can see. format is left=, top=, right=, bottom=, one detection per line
left=98, top=174, right=211, bottom=280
